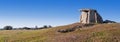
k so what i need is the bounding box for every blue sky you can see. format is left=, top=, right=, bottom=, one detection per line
left=0, top=0, right=120, bottom=28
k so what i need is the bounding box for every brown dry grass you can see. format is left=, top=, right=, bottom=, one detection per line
left=0, top=23, right=120, bottom=42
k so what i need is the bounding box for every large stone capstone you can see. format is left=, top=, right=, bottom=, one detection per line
left=80, top=9, right=103, bottom=24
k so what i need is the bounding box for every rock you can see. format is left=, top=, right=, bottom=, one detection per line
left=57, top=28, right=76, bottom=33
left=103, top=20, right=116, bottom=23
left=80, top=9, right=103, bottom=24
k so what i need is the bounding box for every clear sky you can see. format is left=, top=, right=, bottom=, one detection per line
left=0, top=0, right=120, bottom=28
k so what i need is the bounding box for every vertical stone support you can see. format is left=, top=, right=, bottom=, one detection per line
left=95, top=12, right=97, bottom=23
left=87, top=10, right=90, bottom=24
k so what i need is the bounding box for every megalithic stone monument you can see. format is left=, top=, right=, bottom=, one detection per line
left=80, top=9, right=103, bottom=24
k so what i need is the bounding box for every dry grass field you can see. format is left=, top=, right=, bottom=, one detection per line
left=0, top=23, right=120, bottom=42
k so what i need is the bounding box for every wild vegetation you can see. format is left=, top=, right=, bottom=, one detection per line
left=0, top=23, right=120, bottom=42
left=0, top=25, right=52, bottom=30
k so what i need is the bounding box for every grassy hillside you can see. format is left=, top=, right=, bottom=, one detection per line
left=0, top=23, right=120, bottom=42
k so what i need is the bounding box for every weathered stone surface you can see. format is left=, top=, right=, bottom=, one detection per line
left=80, top=9, right=103, bottom=24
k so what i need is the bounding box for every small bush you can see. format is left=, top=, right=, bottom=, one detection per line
left=22, top=27, right=31, bottom=30
left=43, top=25, right=48, bottom=28
left=3, top=26, right=13, bottom=30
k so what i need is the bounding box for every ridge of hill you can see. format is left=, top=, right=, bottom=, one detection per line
left=0, top=23, right=120, bottom=42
